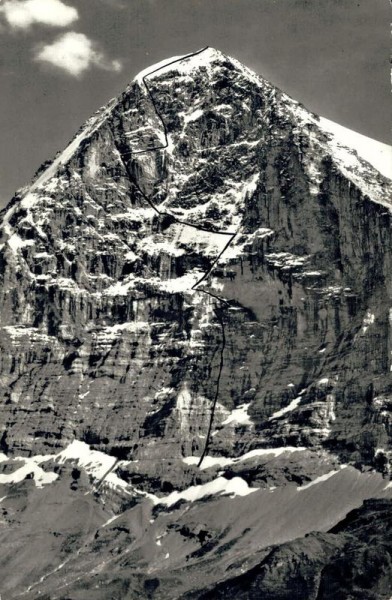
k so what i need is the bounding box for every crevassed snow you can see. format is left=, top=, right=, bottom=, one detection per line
left=319, top=117, right=392, bottom=180
left=269, top=396, right=302, bottom=420
left=222, top=403, right=252, bottom=426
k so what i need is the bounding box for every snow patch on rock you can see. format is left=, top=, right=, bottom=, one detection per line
left=269, top=396, right=302, bottom=421
left=222, top=403, right=252, bottom=426
left=158, top=475, right=257, bottom=506
left=183, top=446, right=307, bottom=470
left=0, top=459, right=59, bottom=488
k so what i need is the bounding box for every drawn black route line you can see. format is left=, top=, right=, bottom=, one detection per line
left=118, top=45, right=236, bottom=235
left=132, top=46, right=209, bottom=156
left=197, top=306, right=226, bottom=467
left=191, top=233, right=236, bottom=290
left=94, top=458, right=120, bottom=492
left=110, top=46, right=240, bottom=470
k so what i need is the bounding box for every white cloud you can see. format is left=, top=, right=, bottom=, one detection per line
left=0, top=0, right=78, bottom=29
left=34, top=31, right=122, bottom=77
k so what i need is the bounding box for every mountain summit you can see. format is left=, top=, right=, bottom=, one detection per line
left=0, top=47, right=392, bottom=598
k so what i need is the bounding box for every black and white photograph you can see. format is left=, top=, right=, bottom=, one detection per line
left=0, top=0, right=391, bottom=598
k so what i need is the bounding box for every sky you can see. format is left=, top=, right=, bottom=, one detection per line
left=0, top=0, right=390, bottom=208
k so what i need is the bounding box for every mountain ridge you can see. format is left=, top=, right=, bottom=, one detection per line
left=0, top=46, right=391, bottom=598
left=2, top=46, right=390, bottom=228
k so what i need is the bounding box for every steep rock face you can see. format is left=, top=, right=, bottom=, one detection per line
left=0, top=46, right=392, bottom=597
left=0, top=47, right=391, bottom=471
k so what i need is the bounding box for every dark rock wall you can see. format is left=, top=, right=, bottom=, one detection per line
left=0, top=49, right=391, bottom=477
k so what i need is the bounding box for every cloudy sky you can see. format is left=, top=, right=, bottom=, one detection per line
left=0, top=0, right=390, bottom=207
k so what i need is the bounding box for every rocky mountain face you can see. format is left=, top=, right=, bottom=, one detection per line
left=0, top=47, right=391, bottom=598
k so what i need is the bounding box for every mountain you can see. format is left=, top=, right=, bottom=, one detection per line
left=0, top=46, right=391, bottom=599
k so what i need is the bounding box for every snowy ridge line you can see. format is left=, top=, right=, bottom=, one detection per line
left=318, top=117, right=391, bottom=181
left=0, top=100, right=120, bottom=255
left=132, top=46, right=209, bottom=156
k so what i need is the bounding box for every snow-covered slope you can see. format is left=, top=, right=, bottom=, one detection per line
left=319, top=116, right=391, bottom=180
